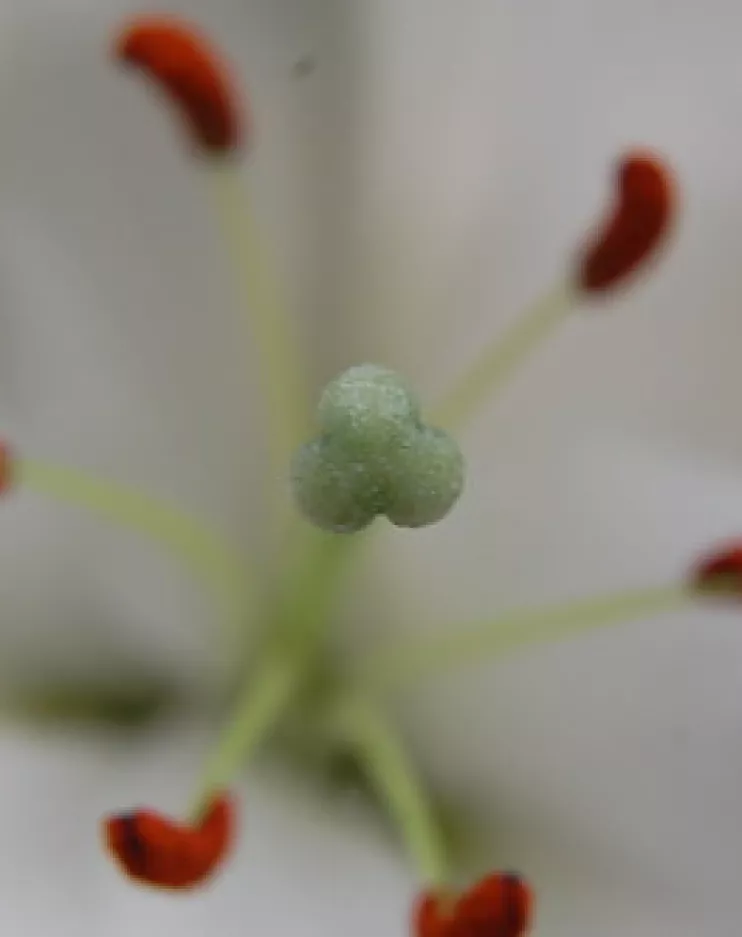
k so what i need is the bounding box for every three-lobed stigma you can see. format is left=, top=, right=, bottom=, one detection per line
left=291, top=364, right=465, bottom=533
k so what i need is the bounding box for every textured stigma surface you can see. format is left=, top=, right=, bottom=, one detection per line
left=292, top=365, right=465, bottom=532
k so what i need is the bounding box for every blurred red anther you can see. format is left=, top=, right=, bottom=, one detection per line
left=577, top=150, right=675, bottom=294
left=414, top=872, right=533, bottom=937
left=115, top=16, right=246, bottom=154
left=103, top=792, right=235, bottom=890
left=692, top=541, right=742, bottom=598
left=0, top=441, right=13, bottom=495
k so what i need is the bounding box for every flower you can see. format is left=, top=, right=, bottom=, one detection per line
left=3, top=2, right=742, bottom=936
left=2, top=7, right=717, bottom=925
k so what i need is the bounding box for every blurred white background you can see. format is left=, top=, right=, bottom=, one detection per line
left=1, top=0, right=742, bottom=934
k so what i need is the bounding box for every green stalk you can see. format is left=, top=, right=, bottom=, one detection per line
left=360, top=583, right=692, bottom=693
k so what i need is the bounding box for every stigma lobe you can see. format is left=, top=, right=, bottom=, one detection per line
left=115, top=16, right=246, bottom=154
left=577, top=151, right=676, bottom=294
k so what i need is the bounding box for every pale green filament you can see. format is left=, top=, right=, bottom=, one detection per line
left=18, top=458, right=250, bottom=647
left=326, top=694, right=450, bottom=888
left=209, top=165, right=308, bottom=526
left=186, top=527, right=364, bottom=819
left=190, top=655, right=298, bottom=820
left=292, top=364, right=464, bottom=532
left=432, top=281, right=577, bottom=432
left=360, top=584, right=692, bottom=693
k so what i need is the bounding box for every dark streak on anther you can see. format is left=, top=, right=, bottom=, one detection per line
left=501, top=873, right=525, bottom=935
left=120, top=813, right=148, bottom=875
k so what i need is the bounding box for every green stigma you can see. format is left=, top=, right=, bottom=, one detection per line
left=290, top=364, right=465, bottom=533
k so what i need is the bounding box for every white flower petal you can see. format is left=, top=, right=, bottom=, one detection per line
left=4, top=0, right=742, bottom=933
left=0, top=720, right=414, bottom=937
left=0, top=0, right=347, bottom=689
left=340, top=1, right=742, bottom=928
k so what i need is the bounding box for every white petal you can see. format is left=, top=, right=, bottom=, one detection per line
left=379, top=438, right=742, bottom=935
left=344, top=1, right=742, bottom=930
left=0, top=720, right=414, bottom=937
left=0, top=0, right=346, bottom=690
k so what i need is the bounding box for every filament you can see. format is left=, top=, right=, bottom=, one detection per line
left=189, top=528, right=366, bottom=818
left=326, top=694, right=450, bottom=888
left=432, top=281, right=576, bottom=432
left=360, top=583, right=692, bottom=693
left=208, top=165, right=308, bottom=528
left=190, top=655, right=298, bottom=819
left=18, top=457, right=250, bottom=648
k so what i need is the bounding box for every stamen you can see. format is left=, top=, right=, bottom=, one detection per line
left=431, top=281, right=576, bottom=432
left=325, top=695, right=450, bottom=889
left=359, top=584, right=692, bottom=693
left=189, top=655, right=298, bottom=820
left=432, top=150, right=677, bottom=432
left=115, top=16, right=245, bottom=154
left=16, top=456, right=250, bottom=648
left=577, top=151, right=676, bottom=295
left=115, top=16, right=308, bottom=532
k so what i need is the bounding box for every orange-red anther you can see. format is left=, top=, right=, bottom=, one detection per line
left=577, top=151, right=676, bottom=294
left=103, top=792, right=235, bottom=890
left=414, top=892, right=449, bottom=937
left=692, top=541, right=742, bottom=598
left=414, top=872, right=533, bottom=937
left=115, top=16, right=246, bottom=154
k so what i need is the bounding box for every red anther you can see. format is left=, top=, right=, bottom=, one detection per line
left=103, top=792, right=235, bottom=890
left=414, top=891, right=450, bottom=937
left=692, top=541, right=742, bottom=598
left=115, top=16, right=246, bottom=154
left=414, top=873, right=533, bottom=937
left=0, top=441, right=13, bottom=495
left=577, top=150, right=675, bottom=294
